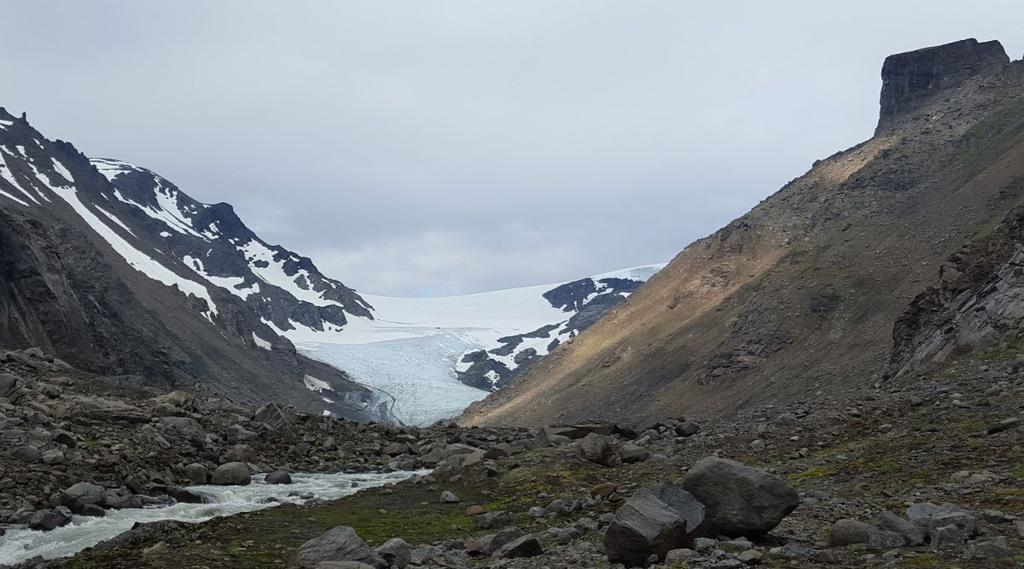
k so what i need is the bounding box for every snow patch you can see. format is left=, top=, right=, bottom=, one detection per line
left=0, top=149, right=41, bottom=204
left=303, top=375, right=332, bottom=393
left=239, top=239, right=341, bottom=307
left=50, top=158, right=74, bottom=185
left=252, top=333, right=272, bottom=351
left=51, top=185, right=218, bottom=322
left=94, top=205, right=135, bottom=236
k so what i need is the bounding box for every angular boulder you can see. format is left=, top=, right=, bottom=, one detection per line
left=681, top=457, right=798, bottom=538
left=603, top=482, right=705, bottom=566
left=580, top=433, right=619, bottom=467
left=375, top=538, right=411, bottom=569
left=294, top=526, right=387, bottom=569
left=158, top=416, right=206, bottom=447
left=494, top=535, right=543, bottom=559
left=61, top=481, right=106, bottom=512
left=29, top=507, right=72, bottom=531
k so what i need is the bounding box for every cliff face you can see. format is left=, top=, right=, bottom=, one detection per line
left=877, top=39, right=1009, bottom=132
left=890, top=200, right=1024, bottom=376
left=462, top=39, right=1024, bottom=427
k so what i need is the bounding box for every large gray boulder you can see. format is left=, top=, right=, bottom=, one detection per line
left=906, top=503, right=977, bottom=538
left=183, top=463, right=209, bottom=485
left=681, top=457, right=798, bottom=537
left=603, top=482, right=705, bottom=566
left=294, top=526, right=387, bottom=569
left=580, top=433, right=620, bottom=467
left=375, top=538, right=411, bottom=569
left=29, top=507, right=72, bottom=531
left=61, top=482, right=106, bottom=512
left=158, top=416, right=206, bottom=447
left=210, top=462, right=251, bottom=486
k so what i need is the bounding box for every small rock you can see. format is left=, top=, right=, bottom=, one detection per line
left=829, top=518, right=871, bottom=546
left=9, top=445, right=40, bottom=463
left=965, top=536, right=1013, bottom=559
left=986, top=417, right=1021, bottom=435
left=874, top=510, right=923, bottom=545
left=619, top=443, right=650, bottom=464
left=41, top=449, right=64, bottom=465
left=494, top=535, right=543, bottom=558
left=867, top=528, right=906, bottom=550
left=931, top=524, right=965, bottom=549
left=265, top=471, right=293, bottom=485
left=475, top=511, right=511, bottom=530
left=737, top=549, right=763, bottom=564
left=440, top=490, right=460, bottom=503
left=590, top=482, right=618, bottom=498
left=665, top=548, right=697, bottom=562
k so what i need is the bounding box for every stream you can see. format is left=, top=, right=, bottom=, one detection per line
left=0, top=470, right=427, bottom=566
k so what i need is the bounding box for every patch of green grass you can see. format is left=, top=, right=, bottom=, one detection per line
left=789, top=465, right=839, bottom=480
left=1012, top=462, right=1024, bottom=480
left=900, top=553, right=953, bottom=568
left=311, top=506, right=476, bottom=545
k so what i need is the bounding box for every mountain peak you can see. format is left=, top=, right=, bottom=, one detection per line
left=876, top=38, right=1009, bottom=132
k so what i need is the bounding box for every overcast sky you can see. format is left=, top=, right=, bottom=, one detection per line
left=2, top=2, right=1022, bottom=296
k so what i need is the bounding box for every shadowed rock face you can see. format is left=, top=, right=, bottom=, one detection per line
left=877, top=38, right=1009, bottom=132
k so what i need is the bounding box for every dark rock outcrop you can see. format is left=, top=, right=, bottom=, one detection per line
left=680, top=457, right=798, bottom=538
left=877, top=38, right=1009, bottom=132
left=603, top=483, right=705, bottom=566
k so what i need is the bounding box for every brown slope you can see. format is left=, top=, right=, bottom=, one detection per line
left=462, top=39, right=1024, bottom=426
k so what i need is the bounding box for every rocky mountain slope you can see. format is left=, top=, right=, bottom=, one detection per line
left=0, top=112, right=385, bottom=421
left=462, top=38, right=1024, bottom=426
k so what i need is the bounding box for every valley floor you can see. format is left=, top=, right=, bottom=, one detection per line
left=28, top=352, right=1024, bottom=568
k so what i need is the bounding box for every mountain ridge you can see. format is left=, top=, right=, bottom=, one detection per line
left=0, top=111, right=388, bottom=421
left=461, top=38, right=1024, bottom=427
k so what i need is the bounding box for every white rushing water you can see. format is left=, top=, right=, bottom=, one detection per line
left=0, top=470, right=427, bottom=566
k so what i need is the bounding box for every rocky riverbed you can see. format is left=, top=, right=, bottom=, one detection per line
left=2, top=346, right=1023, bottom=568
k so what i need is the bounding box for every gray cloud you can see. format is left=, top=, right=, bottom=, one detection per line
left=3, top=1, right=1021, bottom=295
